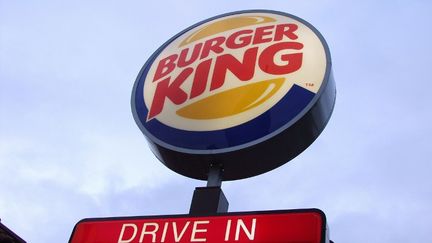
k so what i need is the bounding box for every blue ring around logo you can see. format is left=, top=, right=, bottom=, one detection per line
left=134, top=79, right=314, bottom=150
left=132, top=10, right=324, bottom=152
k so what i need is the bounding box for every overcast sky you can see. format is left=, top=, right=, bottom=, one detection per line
left=1, top=0, right=432, bottom=242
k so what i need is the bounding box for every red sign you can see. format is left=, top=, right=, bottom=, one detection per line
left=69, top=209, right=328, bottom=243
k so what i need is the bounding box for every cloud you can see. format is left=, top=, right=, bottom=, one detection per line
left=1, top=0, right=432, bottom=242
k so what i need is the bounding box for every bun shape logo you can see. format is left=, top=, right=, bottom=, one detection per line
left=132, top=10, right=330, bottom=154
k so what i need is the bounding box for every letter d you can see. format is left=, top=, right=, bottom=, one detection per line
left=118, top=223, right=138, bottom=243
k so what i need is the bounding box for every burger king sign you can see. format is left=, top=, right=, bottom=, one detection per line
left=132, top=10, right=336, bottom=180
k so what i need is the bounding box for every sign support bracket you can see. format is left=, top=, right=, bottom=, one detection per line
left=189, top=164, right=229, bottom=215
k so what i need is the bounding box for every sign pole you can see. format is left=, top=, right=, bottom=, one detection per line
left=189, top=164, right=229, bottom=215
left=207, top=164, right=222, bottom=187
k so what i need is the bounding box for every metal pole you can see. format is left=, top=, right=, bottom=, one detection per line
left=189, top=163, right=229, bottom=215
left=207, top=164, right=222, bottom=187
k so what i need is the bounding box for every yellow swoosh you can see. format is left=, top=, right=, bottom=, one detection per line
left=179, top=15, right=276, bottom=47
left=176, top=78, right=285, bottom=119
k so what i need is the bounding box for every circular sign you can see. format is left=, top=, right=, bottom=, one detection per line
left=131, top=10, right=336, bottom=180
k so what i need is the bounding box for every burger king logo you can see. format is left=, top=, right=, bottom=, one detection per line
left=132, top=10, right=334, bottom=180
